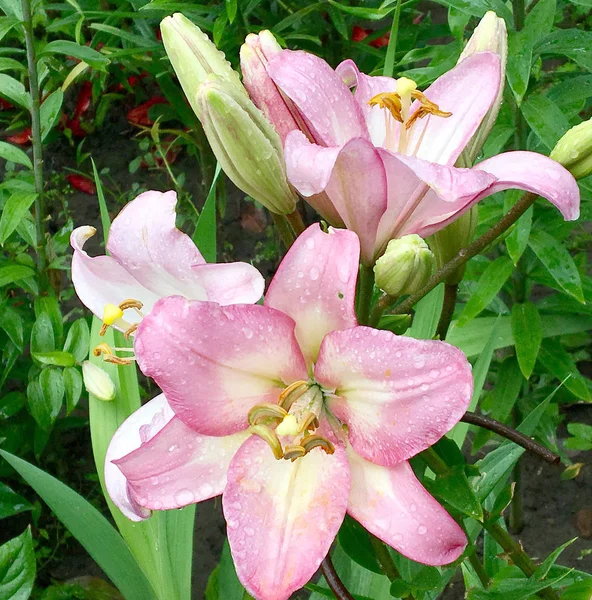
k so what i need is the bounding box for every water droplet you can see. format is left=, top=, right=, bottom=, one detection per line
left=200, top=483, right=214, bottom=497
left=174, top=489, right=195, bottom=505
left=243, top=327, right=253, bottom=339
left=309, top=267, right=319, bottom=280
left=417, top=525, right=427, bottom=535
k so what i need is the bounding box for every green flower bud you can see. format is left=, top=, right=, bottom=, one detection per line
left=197, top=75, right=298, bottom=215
left=82, top=361, right=115, bottom=402
left=550, top=118, right=592, bottom=180
left=374, top=235, right=436, bottom=297
left=428, top=208, right=478, bottom=285
left=160, top=13, right=245, bottom=117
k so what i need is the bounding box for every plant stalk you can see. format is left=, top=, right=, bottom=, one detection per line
left=383, top=0, right=402, bottom=77
left=286, top=207, right=305, bottom=235
left=320, top=554, right=355, bottom=600
left=356, top=264, right=375, bottom=325
left=435, top=283, right=458, bottom=340
left=21, top=0, right=46, bottom=275
left=271, top=212, right=296, bottom=249
left=467, top=545, right=490, bottom=588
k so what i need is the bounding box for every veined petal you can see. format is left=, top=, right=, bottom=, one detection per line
left=315, top=327, right=473, bottom=466
left=191, top=262, right=264, bottom=305
left=71, top=226, right=161, bottom=329
left=475, top=151, right=580, bottom=221
left=135, top=296, right=308, bottom=436
left=268, top=50, right=368, bottom=146
left=284, top=132, right=387, bottom=264
left=223, top=435, right=350, bottom=600
left=336, top=59, right=399, bottom=149
left=408, top=52, right=501, bottom=165
left=107, top=190, right=210, bottom=300
left=105, top=394, right=173, bottom=521
left=114, top=411, right=249, bottom=512
left=347, top=448, right=467, bottom=565
left=265, top=224, right=359, bottom=365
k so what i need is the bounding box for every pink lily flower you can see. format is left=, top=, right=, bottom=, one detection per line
left=70, top=190, right=264, bottom=333
left=265, top=50, right=580, bottom=264
left=107, top=224, right=473, bottom=600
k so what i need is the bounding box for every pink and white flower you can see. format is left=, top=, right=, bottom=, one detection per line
left=106, top=224, right=473, bottom=600
left=263, top=50, right=580, bottom=264
left=70, top=190, right=264, bottom=332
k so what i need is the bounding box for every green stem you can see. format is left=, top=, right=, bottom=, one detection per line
left=286, top=208, right=305, bottom=236
left=383, top=0, right=402, bottom=77
left=435, top=283, right=458, bottom=340
left=509, top=460, right=525, bottom=533
left=467, top=547, right=490, bottom=588
left=271, top=212, right=296, bottom=249
left=21, top=0, right=46, bottom=276
left=420, top=447, right=448, bottom=475
left=356, top=265, right=375, bottom=325
left=370, top=537, right=415, bottom=600
left=512, top=0, right=526, bottom=30
left=381, top=192, right=537, bottom=316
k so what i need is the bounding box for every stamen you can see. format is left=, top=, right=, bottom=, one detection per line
left=283, top=445, right=306, bottom=461
left=124, top=323, right=138, bottom=339
left=249, top=424, right=284, bottom=460
left=300, top=434, right=335, bottom=455
left=103, top=303, right=124, bottom=326
left=298, top=412, right=319, bottom=434
left=118, top=299, right=144, bottom=311
left=93, top=342, right=135, bottom=366
left=277, top=380, right=309, bottom=411
left=100, top=299, right=144, bottom=336
left=103, top=354, right=135, bottom=365
left=406, top=90, right=452, bottom=130
left=248, top=403, right=288, bottom=427
left=93, top=342, right=114, bottom=357
left=368, top=92, right=403, bottom=123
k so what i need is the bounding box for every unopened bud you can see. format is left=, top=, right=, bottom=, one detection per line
left=160, top=13, right=244, bottom=117
left=197, top=75, right=298, bottom=214
left=83, top=361, right=116, bottom=402
left=428, top=208, right=478, bottom=284
left=550, top=118, right=592, bottom=180
left=374, top=235, right=435, bottom=297
left=458, top=12, right=507, bottom=166
left=240, top=31, right=300, bottom=143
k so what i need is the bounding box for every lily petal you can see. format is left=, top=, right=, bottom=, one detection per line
left=407, top=52, right=501, bottom=165
left=268, top=50, right=368, bottom=146
left=223, top=435, right=350, bottom=600
left=474, top=151, right=580, bottom=221
left=347, top=447, right=467, bottom=565
left=265, top=224, right=359, bottom=365
left=71, top=226, right=161, bottom=329
left=135, top=296, right=308, bottom=436
left=105, top=394, right=173, bottom=521
left=284, top=132, right=386, bottom=264
left=315, top=327, right=473, bottom=466
left=191, top=262, right=264, bottom=305
left=114, top=410, right=249, bottom=512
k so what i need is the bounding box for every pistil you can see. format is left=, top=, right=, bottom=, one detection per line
left=99, top=299, right=144, bottom=337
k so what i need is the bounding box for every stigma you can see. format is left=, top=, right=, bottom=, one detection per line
left=99, top=298, right=144, bottom=337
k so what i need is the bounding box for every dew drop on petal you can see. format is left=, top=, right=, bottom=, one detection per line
left=174, top=489, right=195, bottom=505
left=417, top=525, right=427, bottom=535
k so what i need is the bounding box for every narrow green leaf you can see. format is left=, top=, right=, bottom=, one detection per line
left=0, top=141, right=32, bottom=168
left=327, top=5, right=348, bottom=39
left=533, top=539, right=577, bottom=580
left=338, top=516, right=382, bottom=574
left=225, top=0, right=237, bottom=22
left=528, top=230, right=584, bottom=303
left=0, top=482, right=31, bottom=520
left=0, top=527, right=35, bottom=600
left=63, top=367, right=83, bottom=414
left=0, top=450, right=157, bottom=600
left=194, top=163, right=221, bottom=263
left=458, top=257, right=514, bottom=325
left=511, top=302, right=542, bottom=378
left=63, top=318, right=90, bottom=362
left=91, top=158, right=110, bottom=244
left=0, top=73, right=30, bottom=109
left=407, top=283, right=444, bottom=340
left=424, top=465, right=483, bottom=520
left=484, top=356, right=524, bottom=422
left=32, top=350, right=76, bottom=368
left=521, top=94, right=570, bottom=150
left=505, top=204, right=532, bottom=265
left=89, top=23, right=160, bottom=48
left=0, top=304, right=23, bottom=349
left=0, top=264, right=35, bottom=287
left=327, top=0, right=395, bottom=20
left=39, top=41, right=110, bottom=70
left=34, top=295, right=64, bottom=346
left=39, top=368, right=65, bottom=425
left=0, top=192, right=37, bottom=245
left=39, top=89, right=64, bottom=141
left=538, top=338, right=591, bottom=400
left=535, top=29, right=592, bottom=72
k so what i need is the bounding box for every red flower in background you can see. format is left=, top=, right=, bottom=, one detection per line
left=67, top=174, right=96, bottom=195
left=127, top=96, right=168, bottom=127
left=6, top=128, right=32, bottom=145
left=351, top=25, right=390, bottom=48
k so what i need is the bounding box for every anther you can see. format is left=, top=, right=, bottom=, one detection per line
left=298, top=412, right=319, bottom=434
left=93, top=342, right=113, bottom=357
left=249, top=424, right=284, bottom=460
left=124, top=323, right=138, bottom=339
left=93, top=342, right=135, bottom=366
left=368, top=92, right=403, bottom=123
left=283, top=445, right=306, bottom=461
left=278, top=380, right=309, bottom=411
left=248, top=403, right=288, bottom=427
left=301, top=434, right=335, bottom=455
left=118, top=299, right=144, bottom=311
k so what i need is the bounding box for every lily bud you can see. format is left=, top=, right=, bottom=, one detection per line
left=160, top=13, right=244, bottom=117
left=550, top=118, right=592, bottom=180
left=458, top=11, right=507, bottom=166
left=197, top=75, right=298, bottom=215
left=374, top=235, right=436, bottom=297
left=428, top=208, right=478, bottom=285
left=82, top=361, right=116, bottom=402
left=240, top=31, right=300, bottom=143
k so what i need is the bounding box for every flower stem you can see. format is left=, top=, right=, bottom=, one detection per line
left=467, top=546, right=490, bottom=588
left=435, top=283, right=458, bottom=340
left=356, top=264, right=375, bottom=325
left=386, top=192, right=537, bottom=316
left=21, top=0, right=46, bottom=276
left=369, top=536, right=415, bottom=600
left=383, top=0, right=402, bottom=77
left=286, top=208, right=305, bottom=236
left=321, top=554, right=355, bottom=600
left=271, top=212, right=296, bottom=249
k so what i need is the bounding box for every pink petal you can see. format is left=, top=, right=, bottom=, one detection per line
left=407, top=52, right=501, bottom=165
left=475, top=151, right=580, bottom=221
left=71, top=226, right=161, bottom=330
left=268, top=50, right=368, bottom=146
left=315, top=327, right=473, bottom=466
left=336, top=59, right=399, bottom=149
left=114, top=411, right=249, bottom=512
left=192, top=262, right=264, bottom=305
left=347, top=447, right=467, bottom=565
left=284, top=132, right=386, bottom=264
left=223, top=435, right=350, bottom=600
left=265, top=224, right=359, bottom=365
left=105, top=394, right=173, bottom=521
left=135, top=296, right=308, bottom=436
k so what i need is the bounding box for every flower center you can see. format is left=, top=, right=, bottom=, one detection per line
left=368, top=77, right=452, bottom=154
left=247, top=381, right=335, bottom=461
